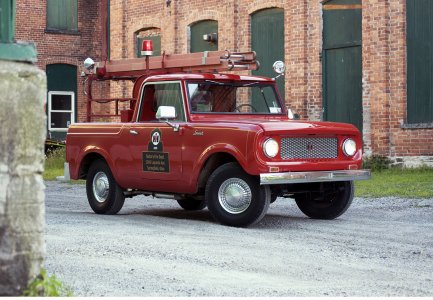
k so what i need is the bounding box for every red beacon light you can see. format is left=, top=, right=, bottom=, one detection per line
left=141, top=40, right=153, bottom=56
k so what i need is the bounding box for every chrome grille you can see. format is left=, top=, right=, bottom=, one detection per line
left=280, top=137, right=338, bottom=159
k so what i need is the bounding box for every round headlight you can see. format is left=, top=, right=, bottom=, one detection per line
left=263, top=138, right=279, bottom=158
left=342, top=138, right=357, bottom=156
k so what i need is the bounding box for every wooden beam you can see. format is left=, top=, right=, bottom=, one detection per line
left=323, top=4, right=362, bottom=10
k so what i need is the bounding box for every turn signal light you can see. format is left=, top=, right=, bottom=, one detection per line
left=269, top=167, right=280, bottom=173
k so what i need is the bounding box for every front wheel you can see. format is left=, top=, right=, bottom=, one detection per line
left=86, top=160, right=125, bottom=214
left=295, top=181, right=354, bottom=219
left=205, top=162, right=271, bottom=227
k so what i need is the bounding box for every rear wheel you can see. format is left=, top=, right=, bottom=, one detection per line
left=205, top=162, right=270, bottom=227
left=295, top=181, right=354, bottom=219
left=177, top=198, right=206, bottom=211
left=86, top=160, right=125, bottom=214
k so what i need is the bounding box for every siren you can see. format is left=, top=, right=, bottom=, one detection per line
left=141, top=40, right=153, bottom=56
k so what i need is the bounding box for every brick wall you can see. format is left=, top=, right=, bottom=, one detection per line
left=16, top=0, right=432, bottom=160
left=363, top=0, right=433, bottom=160
left=110, top=0, right=432, bottom=160
left=15, top=0, right=104, bottom=123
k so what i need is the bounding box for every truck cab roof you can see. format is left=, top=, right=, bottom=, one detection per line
left=142, top=73, right=274, bottom=83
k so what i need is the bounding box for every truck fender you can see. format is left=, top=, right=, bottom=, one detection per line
left=76, top=146, right=117, bottom=180
left=190, top=143, right=250, bottom=190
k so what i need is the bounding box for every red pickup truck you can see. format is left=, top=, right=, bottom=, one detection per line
left=66, top=53, right=370, bottom=227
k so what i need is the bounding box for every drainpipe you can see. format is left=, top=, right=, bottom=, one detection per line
left=100, top=0, right=109, bottom=61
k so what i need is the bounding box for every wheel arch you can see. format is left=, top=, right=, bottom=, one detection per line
left=195, top=150, right=245, bottom=193
left=77, top=149, right=112, bottom=180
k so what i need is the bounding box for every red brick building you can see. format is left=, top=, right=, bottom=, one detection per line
left=15, top=0, right=104, bottom=141
left=15, top=0, right=433, bottom=166
left=109, top=0, right=433, bottom=166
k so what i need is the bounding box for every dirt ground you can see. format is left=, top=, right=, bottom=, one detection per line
left=44, top=181, right=433, bottom=296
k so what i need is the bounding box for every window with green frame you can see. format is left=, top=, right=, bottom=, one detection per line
left=407, top=0, right=433, bottom=124
left=46, top=0, right=78, bottom=31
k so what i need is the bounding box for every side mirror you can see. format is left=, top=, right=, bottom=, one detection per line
left=273, top=61, right=285, bottom=74
left=272, top=61, right=285, bottom=80
left=156, top=106, right=176, bottom=120
left=156, top=106, right=179, bottom=132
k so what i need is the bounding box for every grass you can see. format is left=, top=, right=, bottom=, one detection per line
left=43, top=147, right=65, bottom=180
left=355, top=167, right=433, bottom=198
left=44, top=148, right=433, bottom=198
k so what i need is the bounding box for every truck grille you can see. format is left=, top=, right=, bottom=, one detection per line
left=280, top=137, right=338, bottom=159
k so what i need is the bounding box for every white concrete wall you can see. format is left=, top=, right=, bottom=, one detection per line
left=0, top=61, right=46, bottom=295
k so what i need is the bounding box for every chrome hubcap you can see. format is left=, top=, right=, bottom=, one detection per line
left=218, top=178, right=252, bottom=214
left=93, top=172, right=109, bottom=203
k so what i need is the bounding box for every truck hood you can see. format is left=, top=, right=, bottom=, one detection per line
left=200, top=119, right=360, bottom=135
left=255, top=120, right=360, bottom=135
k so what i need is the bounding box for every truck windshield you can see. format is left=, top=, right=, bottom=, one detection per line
left=187, top=81, right=284, bottom=114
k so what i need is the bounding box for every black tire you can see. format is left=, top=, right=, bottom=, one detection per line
left=177, top=198, right=206, bottom=211
left=86, top=159, right=125, bottom=214
left=205, top=162, right=271, bottom=227
left=295, top=181, right=354, bottom=220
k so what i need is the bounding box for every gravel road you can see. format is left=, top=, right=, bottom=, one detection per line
left=44, top=181, right=433, bottom=296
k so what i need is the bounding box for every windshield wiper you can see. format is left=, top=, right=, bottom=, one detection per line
left=205, top=80, right=225, bottom=85
left=241, top=81, right=260, bottom=87
left=204, top=80, right=262, bottom=88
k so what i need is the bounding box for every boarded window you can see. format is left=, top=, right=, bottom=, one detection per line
left=407, top=0, right=433, bottom=123
left=190, top=20, right=218, bottom=53
left=47, top=0, right=78, bottom=31
left=136, top=28, right=161, bottom=57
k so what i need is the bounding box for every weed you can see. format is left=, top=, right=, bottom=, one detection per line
left=23, top=268, right=73, bottom=297
left=363, top=155, right=392, bottom=171
left=44, top=147, right=65, bottom=180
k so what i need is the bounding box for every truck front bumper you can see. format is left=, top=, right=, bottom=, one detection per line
left=260, top=169, right=371, bottom=185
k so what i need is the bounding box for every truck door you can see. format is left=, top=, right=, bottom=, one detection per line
left=122, top=81, right=186, bottom=188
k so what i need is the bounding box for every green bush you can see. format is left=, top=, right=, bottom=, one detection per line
left=23, top=268, right=73, bottom=296
left=362, top=155, right=392, bottom=171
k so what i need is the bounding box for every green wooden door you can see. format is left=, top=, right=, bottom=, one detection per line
left=323, top=0, right=362, bottom=132
left=46, top=64, right=77, bottom=141
left=190, top=20, right=218, bottom=53
left=251, top=8, right=285, bottom=106
left=407, top=0, right=433, bottom=123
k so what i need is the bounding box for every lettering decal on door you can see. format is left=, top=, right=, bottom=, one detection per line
left=143, top=128, right=170, bottom=172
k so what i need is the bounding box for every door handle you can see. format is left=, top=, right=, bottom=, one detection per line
left=129, top=130, right=138, bottom=135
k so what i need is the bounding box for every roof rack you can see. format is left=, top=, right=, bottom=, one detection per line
left=83, top=50, right=259, bottom=122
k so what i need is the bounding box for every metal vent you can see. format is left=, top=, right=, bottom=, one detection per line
left=280, top=137, right=338, bottom=159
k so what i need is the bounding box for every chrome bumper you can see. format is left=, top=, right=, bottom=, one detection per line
left=260, top=169, right=371, bottom=185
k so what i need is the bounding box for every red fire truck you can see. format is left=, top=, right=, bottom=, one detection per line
left=66, top=41, right=370, bottom=227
